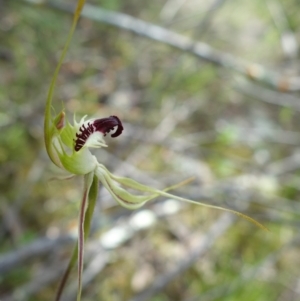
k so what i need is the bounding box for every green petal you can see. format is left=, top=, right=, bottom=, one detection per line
left=58, top=147, right=97, bottom=175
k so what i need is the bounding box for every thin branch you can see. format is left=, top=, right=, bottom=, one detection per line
left=24, top=0, right=300, bottom=91
left=235, top=80, right=300, bottom=111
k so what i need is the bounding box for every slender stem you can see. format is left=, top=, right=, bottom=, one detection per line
left=77, top=177, right=90, bottom=301
left=54, top=176, right=99, bottom=301
left=77, top=173, right=98, bottom=301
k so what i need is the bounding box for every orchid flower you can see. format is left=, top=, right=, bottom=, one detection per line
left=47, top=109, right=268, bottom=301
left=44, top=1, right=267, bottom=300
left=48, top=111, right=190, bottom=209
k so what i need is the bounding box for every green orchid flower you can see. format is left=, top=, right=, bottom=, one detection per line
left=49, top=112, right=123, bottom=175
left=47, top=109, right=268, bottom=301
left=47, top=111, right=189, bottom=208
left=44, top=1, right=268, bottom=300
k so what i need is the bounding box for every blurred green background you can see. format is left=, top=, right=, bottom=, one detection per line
left=1, top=0, right=300, bottom=300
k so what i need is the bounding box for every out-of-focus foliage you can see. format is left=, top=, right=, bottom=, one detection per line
left=1, top=0, right=300, bottom=300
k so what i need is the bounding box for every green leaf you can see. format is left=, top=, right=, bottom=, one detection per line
left=77, top=172, right=94, bottom=301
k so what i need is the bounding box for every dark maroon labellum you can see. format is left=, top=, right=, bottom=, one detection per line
left=74, top=116, right=123, bottom=152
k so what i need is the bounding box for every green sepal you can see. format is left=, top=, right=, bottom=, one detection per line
left=97, top=165, right=268, bottom=230
left=60, top=117, right=77, bottom=148
left=96, top=167, right=155, bottom=209
left=44, top=110, right=65, bottom=168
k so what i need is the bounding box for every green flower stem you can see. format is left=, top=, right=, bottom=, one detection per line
left=77, top=173, right=94, bottom=301
left=55, top=175, right=99, bottom=301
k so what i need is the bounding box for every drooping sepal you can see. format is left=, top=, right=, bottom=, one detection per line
left=95, top=164, right=268, bottom=231
left=95, top=164, right=156, bottom=209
